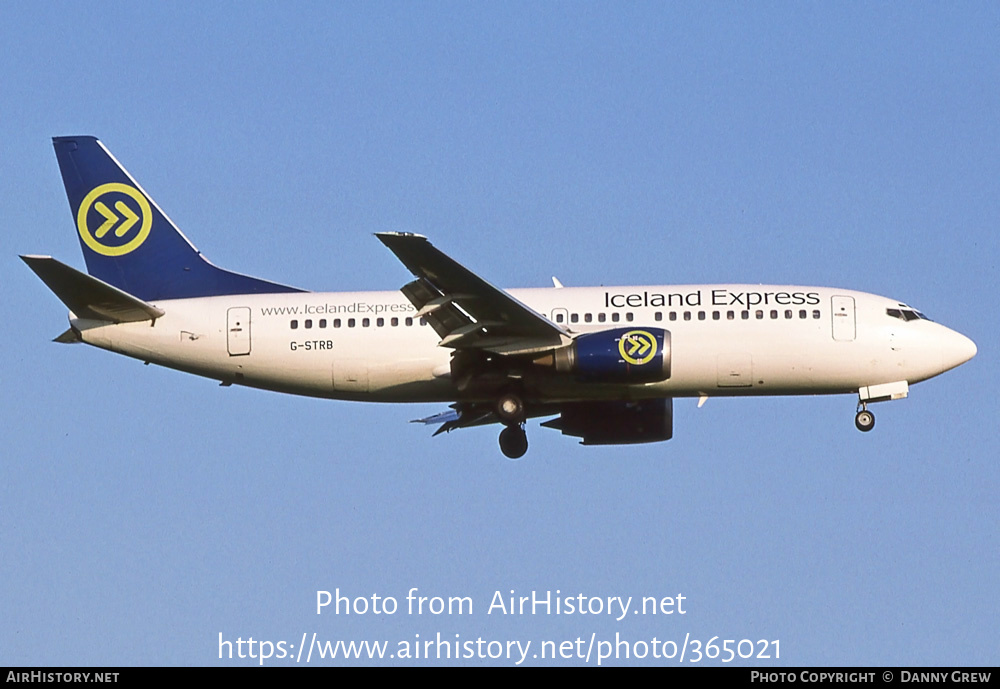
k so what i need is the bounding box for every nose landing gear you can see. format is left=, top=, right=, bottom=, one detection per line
left=854, top=381, right=909, bottom=432
left=855, top=403, right=875, bottom=432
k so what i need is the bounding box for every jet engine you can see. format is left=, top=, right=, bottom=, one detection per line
left=536, top=327, right=671, bottom=383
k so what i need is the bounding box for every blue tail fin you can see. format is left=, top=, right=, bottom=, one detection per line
left=53, top=136, right=304, bottom=301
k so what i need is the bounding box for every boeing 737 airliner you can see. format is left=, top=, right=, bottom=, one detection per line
left=23, top=136, right=977, bottom=458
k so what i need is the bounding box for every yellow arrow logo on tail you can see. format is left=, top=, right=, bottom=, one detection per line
left=76, top=183, right=152, bottom=256
left=114, top=200, right=140, bottom=237
left=93, top=202, right=119, bottom=238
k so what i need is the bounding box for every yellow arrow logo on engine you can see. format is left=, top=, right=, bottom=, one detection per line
left=627, top=336, right=650, bottom=357
left=619, top=330, right=657, bottom=365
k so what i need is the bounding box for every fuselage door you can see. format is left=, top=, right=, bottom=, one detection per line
left=550, top=308, right=569, bottom=326
left=831, top=296, right=856, bottom=341
left=227, top=307, right=252, bottom=356
left=334, top=359, right=369, bottom=392
left=717, top=353, right=753, bottom=387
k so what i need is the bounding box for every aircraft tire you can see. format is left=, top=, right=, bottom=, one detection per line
left=855, top=410, right=875, bottom=432
left=499, top=426, right=528, bottom=459
left=496, top=391, right=525, bottom=426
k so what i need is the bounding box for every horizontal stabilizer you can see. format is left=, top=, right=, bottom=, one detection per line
left=21, top=255, right=165, bottom=323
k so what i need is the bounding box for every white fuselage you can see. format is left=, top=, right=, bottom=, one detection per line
left=70, top=284, right=977, bottom=406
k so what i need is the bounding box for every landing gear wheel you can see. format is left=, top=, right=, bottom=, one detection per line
left=499, top=425, right=528, bottom=459
left=855, top=409, right=875, bottom=432
left=496, top=391, right=525, bottom=426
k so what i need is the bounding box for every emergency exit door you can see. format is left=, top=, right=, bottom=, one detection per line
left=831, top=296, right=856, bottom=341
left=227, top=307, right=251, bottom=356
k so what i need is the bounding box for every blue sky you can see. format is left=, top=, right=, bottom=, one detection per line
left=2, top=2, right=997, bottom=666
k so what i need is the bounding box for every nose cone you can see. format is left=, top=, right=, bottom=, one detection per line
left=943, top=330, right=977, bottom=371
left=898, top=323, right=977, bottom=383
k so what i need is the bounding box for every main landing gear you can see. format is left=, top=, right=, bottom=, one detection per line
left=854, top=402, right=875, bottom=432
left=496, top=391, right=528, bottom=459
left=499, top=425, right=528, bottom=459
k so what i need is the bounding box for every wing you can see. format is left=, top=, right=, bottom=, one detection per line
left=376, top=233, right=570, bottom=355
left=412, top=402, right=555, bottom=436
left=415, top=398, right=673, bottom=445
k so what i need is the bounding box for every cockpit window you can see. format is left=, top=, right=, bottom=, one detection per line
left=886, top=307, right=930, bottom=322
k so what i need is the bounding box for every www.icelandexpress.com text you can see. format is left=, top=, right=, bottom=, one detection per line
left=217, top=588, right=781, bottom=665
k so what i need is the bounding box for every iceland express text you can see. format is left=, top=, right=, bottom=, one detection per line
left=604, top=289, right=821, bottom=309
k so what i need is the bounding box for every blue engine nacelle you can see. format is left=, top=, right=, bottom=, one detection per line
left=551, top=327, right=671, bottom=383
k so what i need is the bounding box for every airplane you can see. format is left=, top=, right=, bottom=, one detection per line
left=22, top=136, right=978, bottom=459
